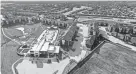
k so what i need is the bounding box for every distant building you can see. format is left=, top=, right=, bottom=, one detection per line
left=30, top=41, right=61, bottom=59
left=42, top=18, right=69, bottom=29
left=86, top=22, right=99, bottom=48
left=15, top=11, right=38, bottom=16
left=108, top=23, right=136, bottom=45
left=89, top=22, right=99, bottom=36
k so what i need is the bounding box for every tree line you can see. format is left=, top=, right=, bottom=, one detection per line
left=2, top=16, right=41, bottom=28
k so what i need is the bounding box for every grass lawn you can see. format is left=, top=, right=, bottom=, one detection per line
left=72, top=43, right=136, bottom=74
left=1, top=41, right=21, bottom=74
left=13, top=58, right=24, bottom=74
left=2, top=23, right=46, bottom=41
left=69, top=31, right=83, bottom=57
left=30, top=24, right=46, bottom=38
left=1, top=23, right=44, bottom=45
left=62, top=59, right=77, bottom=74
left=1, top=23, right=46, bottom=74
left=3, top=28, right=23, bottom=38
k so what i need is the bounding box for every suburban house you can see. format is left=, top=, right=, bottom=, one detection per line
left=60, top=25, right=78, bottom=51
left=86, top=22, right=99, bottom=48
left=21, top=28, right=63, bottom=62
left=30, top=41, right=62, bottom=60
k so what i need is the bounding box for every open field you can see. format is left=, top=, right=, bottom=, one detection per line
left=1, top=41, right=21, bottom=74
left=72, top=43, right=136, bottom=74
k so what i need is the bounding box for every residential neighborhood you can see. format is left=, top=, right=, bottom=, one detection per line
left=1, top=1, right=136, bottom=74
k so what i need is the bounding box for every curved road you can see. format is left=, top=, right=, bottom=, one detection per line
left=99, top=27, right=136, bottom=51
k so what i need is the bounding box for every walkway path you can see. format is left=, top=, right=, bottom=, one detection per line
left=70, top=23, right=89, bottom=62
left=63, top=6, right=91, bottom=16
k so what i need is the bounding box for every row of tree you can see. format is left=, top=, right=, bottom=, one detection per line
left=110, top=25, right=136, bottom=35
left=97, top=22, right=108, bottom=26
left=2, top=17, right=41, bottom=28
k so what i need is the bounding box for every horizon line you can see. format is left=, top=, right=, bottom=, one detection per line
left=1, top=0, right=134, bottom=2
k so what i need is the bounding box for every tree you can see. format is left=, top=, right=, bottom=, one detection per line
left=2, top=20, right=8, bottom=27
left=42, top=20, right=46, bottom=25
left=105, top=23, right=108, bottom=26
left=110, top=26, right=113, bottom=32
left=53, top=21, right=56, bottom=26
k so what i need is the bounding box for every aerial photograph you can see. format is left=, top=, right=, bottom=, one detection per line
left=1, top=0, right=136, bottom=74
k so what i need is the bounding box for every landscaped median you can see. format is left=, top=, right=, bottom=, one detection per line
left=62, top=22, right=104, bottom=74
left=1, top=41, right=21, bottom=74
left=66, top=40, right=106, bottom=74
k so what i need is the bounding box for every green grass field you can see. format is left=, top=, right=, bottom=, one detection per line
left=69, top=33, right=83, bottom=57
left=72, top=43, right=136, bottom=74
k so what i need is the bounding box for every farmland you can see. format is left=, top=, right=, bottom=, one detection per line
left=1, top=41, right=21, bottom=74
left=1, top=1, right=136, bottom=74
left=1, top=23, right=46, bottom=74
left=72, top=43, right=136, bottom=74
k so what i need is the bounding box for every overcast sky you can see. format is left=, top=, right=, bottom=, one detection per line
left=1, top=0, right=135, bottom=1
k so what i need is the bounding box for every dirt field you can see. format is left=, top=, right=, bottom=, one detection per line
left=72, top=43, right=136, bottom=74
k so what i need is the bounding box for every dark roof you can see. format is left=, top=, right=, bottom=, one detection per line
left=86, top=35, right=96, bottom=45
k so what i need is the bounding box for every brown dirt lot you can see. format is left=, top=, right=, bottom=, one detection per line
left=69, top=33, right=83, bottom=57
left=3, top=23, right=44, bottom=38
left=72, top=43, right=136, bottom=74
